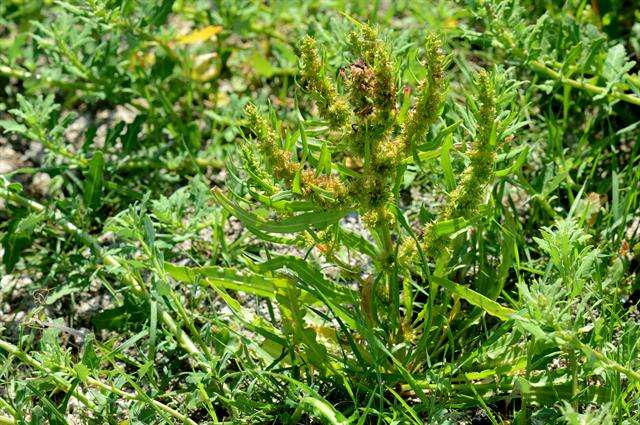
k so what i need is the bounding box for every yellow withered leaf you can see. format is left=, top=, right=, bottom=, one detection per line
left=177, top=25, right=222, bottom=44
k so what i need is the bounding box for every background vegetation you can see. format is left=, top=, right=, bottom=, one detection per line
left=1, top=0, right=639, bottom=423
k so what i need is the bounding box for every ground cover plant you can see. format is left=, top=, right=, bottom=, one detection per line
left=1, top=0, right=640, bottom=423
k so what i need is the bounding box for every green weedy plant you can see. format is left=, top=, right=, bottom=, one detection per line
left=468, top=0, right=640, bottom=107
left=208, top=23, right=523, bottom=383
left=1, top=2, right=639, bottom=422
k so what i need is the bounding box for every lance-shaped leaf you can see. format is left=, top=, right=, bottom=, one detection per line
left=213, top=187, right=350, bottom=234
left=430, top=276, right=515, bottom=321
left=83, top=150, right=104, bottom=210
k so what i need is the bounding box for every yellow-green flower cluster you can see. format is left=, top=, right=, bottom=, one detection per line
left=244, top=25, right=448, bottom=230
left=244, top=103, right=349, bottom=207
left=346, top=25, right=396, bottom=121
left=244, top=103, right=299, bottom=182
left=397, top=34, right=447, bottom=155
left=299, top=35, right=350, bottom=129
left=422, top=70, right=497, bottom=258
left=442, top=71, right=496, bottom=219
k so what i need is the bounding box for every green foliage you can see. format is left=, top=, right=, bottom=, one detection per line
left=1, top=0, right=640, bottom=423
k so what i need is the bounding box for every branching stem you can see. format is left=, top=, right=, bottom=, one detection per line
left=529, top=60, right=640, bottom=106
left=0, top=186, right=208, bottom=369
left=0, top=338, right=197, bottom=425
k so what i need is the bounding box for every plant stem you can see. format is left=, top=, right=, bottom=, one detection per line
left=0, top=339, right=95, bottom=409
left=556, top=330, right=640, bottom=382
left=0, top=338, right=197, bottom=425
left=118, top=155, right=224, bottom=172
left=0, top=399, right=15, bottom=419
left=571, top=349, right=579, bottom=409
left=0, top=415, right=15, bottom=425
left=0, top=64, right=97, bottom=92
left=529, top=60, right=640, bottom=106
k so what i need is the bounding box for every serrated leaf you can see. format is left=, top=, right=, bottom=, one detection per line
left=561, top=42, right=584, bottom=75
left=0, top=120, right=27, bottom=135
left=602, top=44, right=635, bottom=87
left=74, top=363, right=90, bottom=382
left=45, top=283, right=82, bottom=305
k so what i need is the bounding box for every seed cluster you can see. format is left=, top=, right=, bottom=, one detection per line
left=421, top=71, right=498, bottom=258
left=245, top=25, right=447, bottom=229
left=299, top=35, right=350, bottom=129
left=243, top=24, right=502, bottom=261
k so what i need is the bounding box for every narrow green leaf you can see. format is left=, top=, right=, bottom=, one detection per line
left=0, top=120, right=27, bottom=135
left=105, top=121, right=125, bottom=149
left=249, top=52, right=277, bottom=78
left=402, top=147, right=441, bottom=165
left=150, top=0, right=174, bottom=26
left=256, top=256, right=357, bottom=328
left=26, top=384, right=69, bottom=425
left=271, top=373, right=348, bottom=424
left=495, top=146, right=529, bottom=177
left=142, top=215, right=155, bottom=247
left=292, top=169, right=302, bottom=194
left=433, top=216, right=468, bottom=236
left=316, top=141, right=331, bottom=175
left=122, top=115, right=145, bottom=153
left=256, top=256, right=358, bottom=304
left=155, top=280, right=172, bottom=297
left=83, top=150, right=104, bottom=210
left=276, top=282, right=329, bottom=370
left=212, top=188, right=295, bottom=243
left=612, top=170, right=620, bottom=221
left=81, top=335, right=100, bottom=370
left=431, top=276, right=515, bottom=321
left=165, top=262, right=288, bottom=299
left=337, top=227, right=378, bottom=258
left=300, top=397, right=348, bottom=425
left=440, top=134, right=455, bottom=191
left=2, top=212, right=44, bottom=271
left=259, top=209, right=350, bottom=233
left=216, top=186, right=349, bottom=234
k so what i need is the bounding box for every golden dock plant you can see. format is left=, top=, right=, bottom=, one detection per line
left=214, top=23, right=522, bottom=373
